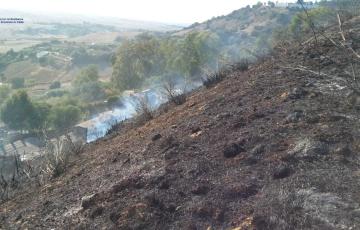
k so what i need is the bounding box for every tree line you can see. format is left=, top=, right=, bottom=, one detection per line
left=111, top=31, right=221, bottom=91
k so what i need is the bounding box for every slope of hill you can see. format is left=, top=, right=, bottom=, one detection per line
left=2, top=15, right=360, bottom=230
left=173, top=5, right=300, bottom=59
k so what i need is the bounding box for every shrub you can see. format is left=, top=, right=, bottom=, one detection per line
left=46, top=89, right=68, bottom=98
left=0, top=90, right=34, bottom=131
left=202, top=68, right=229, bottom=88
left=48, top=105, right=82, bottom=132
left=133, top=96, right=153, bottom=123
left=10, top=77, right=25, bottom=89
left=72, top=81, right=106, bottom=103
left=42, top=135, right=82, bottom=178
left=107, top=95, right=123, bottom=107
left=162, top=78, right=186, bottom=105
left=49, top=81, right=61, bottom=89
left=105, top=120, right=125, bottom=136
left=232, top=59, right=249, bottom=72
left=0, top=85, right=11, bottom=104
left=73, top=65, right=99, bottom=86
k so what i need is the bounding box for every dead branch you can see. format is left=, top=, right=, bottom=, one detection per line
left=278, top=65, right=337, bottom=79
left=337, top=13, right=346, bottom=42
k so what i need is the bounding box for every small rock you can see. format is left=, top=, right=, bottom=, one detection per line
left=308, top=91, right=320, bottom=98
left=109, top=212, right=119, bottom=223
left=273, top=165, right=293, bottom=179
left=164, top=149, right=179, bottom=160
left=288, top=87, right=306, bottom=100
left=233, top=118, right=247, bottom=129
left=306, top=115, right=320, bottom=124
left=216, top=112, right=231, bottom=120
left=304, top=79, right=316, bottom=87
left=110, top=179, right=131, bottom=193
left=15, top=213, right=22, bottom=221
left=151, top=134, right=162, bottom=141
left=111, top=157, right=118, bottom=163
left=213, top=208, right=225, bottom=222
left=250, top=144, right=265, bottom=156
left=191, top=127, right=201, bottom=134
left=288, top=138, right=329, bottom=160
left=334, top=145, right=352, bottom=157
left=191, top=185, right=210, bottom=195
left=223, top=143, right=246, bottom=158
left=309, top=53, right=317, bottom=59
left=188, top=102, right=196, bottom=107
left=81, top=194, right=98, bottom=210
left=224, top=183, right=258, bottom=199
left=167, top=204, right=176, bottom=213
left=251, top=112, right=266, bottom=119
left=144, top=193, right=164, bottom=209
left=264, top=96, right=271, bottom=100
left=90, top=206, right=104, bottom=219
left=286, top=111, right=303, bottom=123
left=328, top=114, right=347, bottom=122
left=245, top=145, right=265, bottom=165
left=159, top=180, right=170, bottom=190
left=193, top=206, right=214, bottom=218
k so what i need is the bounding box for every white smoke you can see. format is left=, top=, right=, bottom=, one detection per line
left=84, top=79, right=203, bottom=143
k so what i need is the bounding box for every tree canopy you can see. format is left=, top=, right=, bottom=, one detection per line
left=0, top=91, right=35, bottom=131
left=48, top=105, right=81, bottom=132
left=73, top=64, right=99, bottom=86
left=111, top=31, right=220, bottom=91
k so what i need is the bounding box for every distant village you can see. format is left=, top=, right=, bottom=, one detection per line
left=258, top=1, right=319, bottom=9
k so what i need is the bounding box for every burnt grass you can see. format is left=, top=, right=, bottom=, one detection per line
left=2, top=18, right=360, bottom=229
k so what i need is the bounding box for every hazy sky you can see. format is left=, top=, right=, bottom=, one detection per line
left=0, top=0, right=295, bottom=24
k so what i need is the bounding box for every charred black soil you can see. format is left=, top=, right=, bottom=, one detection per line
left=2, top=18, right=360, bottom=230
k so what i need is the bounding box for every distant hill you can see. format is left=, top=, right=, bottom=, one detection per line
left=0, top=9, right=183, bottom=32
left=0, top=9, right=183, bottom=43
left=173, top=5, right=301, bottom=60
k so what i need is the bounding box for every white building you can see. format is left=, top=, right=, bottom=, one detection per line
left=275, top=1, right=317, bottom=9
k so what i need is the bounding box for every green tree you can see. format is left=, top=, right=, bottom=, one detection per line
left=0, top=85, right=11, bottom=104
left=48, top=105, right=81, bottom=132
left=0, top=91, right=34, bottom=131
left=49, top=81, right=61, bottom=89
left=28, top=102, right=51, bottom=131
left=73, top=65, right=99, bottom=86
left=289, top=7, right=334, bottom=39
left=72, top=81, right=106, bottom=102
left=10, top=77, right=25, bottom=89
left=170, top=31, right=220, bottom=79
left=268, top=1, right=275, bottom=7
left=112, top=34, right=163, bottom=90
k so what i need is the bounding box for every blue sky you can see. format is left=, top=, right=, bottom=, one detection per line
left=0, top=0, right=296, bottom=24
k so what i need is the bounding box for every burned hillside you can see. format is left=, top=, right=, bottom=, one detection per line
left=2, top=15, right=360, bottom=230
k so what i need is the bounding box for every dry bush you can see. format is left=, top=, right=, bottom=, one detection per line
left=253, top=166, right=360, bottom=229
left=41, top=135, right=82, bottom=178
left=0, top=172, right=9, bottom=201
left=162, top=78, right=186, bottom=105
left=105, top=119, right=126, bottom=136
left=335, top=0, right=360, bottom=19
left=230, top=59, right=250, bottom=72
left=275, top=1, right=360, bottom=98
left=202, top=68, right=229, bottom=88
left=0, top=134, right=84, bottom=203
left=202, top=60, right=250, bottom=88
left=133, top=96, right=154, bottom=124
left=0, top=152, right=40, bottom=202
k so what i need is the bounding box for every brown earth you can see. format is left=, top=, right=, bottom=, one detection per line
left=2, top=18, right=360, bottom=230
